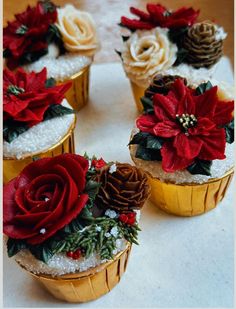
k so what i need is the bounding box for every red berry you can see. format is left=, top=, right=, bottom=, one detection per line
left=91, top=158, right=106, bottom=169
left=119, top=214, right=128, bottom=223
left=128, top=212, right=136, bottom=219
left=74, top=249, right=81, bottom=257
left=66, top=251, right=74, bottom=258
left=127, top=217, right=136, bottom=225
left=72, top=253, right=79, bottom=260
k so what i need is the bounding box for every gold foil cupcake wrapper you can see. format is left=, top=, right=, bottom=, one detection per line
left=130, top=81, right=145, bottom=112
left=59, top=65, right=90, bottom=111
left=18, top=243, right=132, bottom=303
left=3, top=117, right=76, bottom=184
left=147, top=169, right=234, bottom=216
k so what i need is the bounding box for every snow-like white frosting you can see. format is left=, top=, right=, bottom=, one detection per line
left=23, top=44, right=92, bottom=81
left=3, top=99, right=75, bottom=159
left=162, top=63, right=217, bottom=84
left=14, top=239, right=127, bottom=277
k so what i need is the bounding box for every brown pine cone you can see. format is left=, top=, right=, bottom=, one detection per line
left=144, top=74, right=187, bottom=99
left=95, top=163, right=150, bottom=212
left=182, top=21, right=224, bottom=68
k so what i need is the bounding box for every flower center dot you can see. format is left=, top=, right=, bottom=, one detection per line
left=176, top=113, right=197, bottom=132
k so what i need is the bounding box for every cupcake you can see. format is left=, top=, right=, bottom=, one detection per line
left=129, top=75, right=234, bottom=216
left=3, top=153, right=150, bottom=303
left=3, top=68, right=76, bottom=184
left=3, top=1, right=99, bottom=111
left=118, top=3, right=227, bottom=111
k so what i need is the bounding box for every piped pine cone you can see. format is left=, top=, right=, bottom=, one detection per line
left=182, top=21, right=224, bottom=68
left=95, top=163, right=150, bottom=212
left=144, top=74, right=187, bottom=98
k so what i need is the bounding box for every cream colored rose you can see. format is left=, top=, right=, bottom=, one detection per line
left=56, top=4, right=99, bottom=55
left=121, top=28, right=177, bottom=87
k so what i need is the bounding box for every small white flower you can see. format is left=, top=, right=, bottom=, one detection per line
left=105, top=232, right=111, bottom=238
left=95, top=226, right=102, bottom=232
left=39, top=228, right=46, bottom=234
left=109, top=163, right=117, bottom=174
left=110, top=226, right=119, bottom=238
left=105, top=209, right=117, bottom=219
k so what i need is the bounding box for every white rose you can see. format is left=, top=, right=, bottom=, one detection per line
left=121, top=28, right=177, bottom=87
left=56, top=4, right=99, bottom=55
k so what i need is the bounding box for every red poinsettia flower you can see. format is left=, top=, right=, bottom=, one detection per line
left=3, top=1, right=57, bottom=69
left=3, top=68, right=71, bottom=127
left=136, top=79, right=234, bottom=172
left=3, top=154, right=89, bottom=245
left=121, top=3, right=199, bottom=31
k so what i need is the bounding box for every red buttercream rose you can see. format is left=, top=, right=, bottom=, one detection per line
left=3, top=68, right=71, bottom=127
left=3, top=154, right=89, bottom=245
left=136, top=79, right=234, bottom=172
left=121, top=4, right=199, bottom=31
left=3, top=1, right=57, bottom=69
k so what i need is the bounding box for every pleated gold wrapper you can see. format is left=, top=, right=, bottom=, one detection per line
left=148, top=169, right=234, bottom=216
left=58, top=66, right=90, bottom=111
left=18, top=244, right=132, bottom=303
left=130, top=150, right=234, bottom=216
left=130, top=81, right=145, bottom=112
left=3, top=118, right=76, bottom=184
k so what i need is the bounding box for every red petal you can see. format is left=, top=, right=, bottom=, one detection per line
left=153, top=93, right=178, bottom=121
left=213, top=100, right=234, bottom=126
left=136, top=114, right=157, bottom=133
left=121, top=16, right=154, bottom=30
left=27, top=194, right=88, bottom=245
left=130, top=7, right=150, bottom=21
left=161, top=141, right=193, bottom=172
left=198, top=128, right=226, bottom=160
left=3, top=179, right=18, bottom=223
left=194, top=86, right=218, bottom=119
left=153, top=121, right=180, bottom=137
left=173, top=133, right=203, bottom=160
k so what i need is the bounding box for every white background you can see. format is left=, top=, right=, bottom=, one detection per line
left=3, top=58, right=234, bottom=308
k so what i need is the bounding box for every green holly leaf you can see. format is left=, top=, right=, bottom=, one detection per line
left=140, top=96, right=154, bottom=114
left=85, top=180, right=101, bottom=200
left=29, top=245, right=54, bottom=263
left=3, top=121, right=29, bottom=143
left=174, top=48, right=189, bottom=66
left=7, top=238, right=27, bottom=257
left=187, top=159, right=212, bottom=176
left=44, top=104, right=75, bottom=121
left=135, top=144, right=162, bottom=161
left=195, top=81, right=213, bottom=95
left=45, top=77, right=56, bottom=88
left=224, top=119, right=234, bottom=144
left=129, top=132, right=149, bottom=146
left=146, top=135, right=163, bottom=150
left=168, top=27, right=188, bottom=44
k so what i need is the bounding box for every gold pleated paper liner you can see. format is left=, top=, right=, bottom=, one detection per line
left=18, top=244, right=132, bottom=303
left=130, top=81, right=145, bottom=113
left=148, top=169, right=234, bottom=216
left=3, top=118, right=76, bottom=184
left=59, top=65, right=90, bottom=112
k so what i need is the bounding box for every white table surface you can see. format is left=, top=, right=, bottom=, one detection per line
left=3, top=58, right=234, bottom=308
